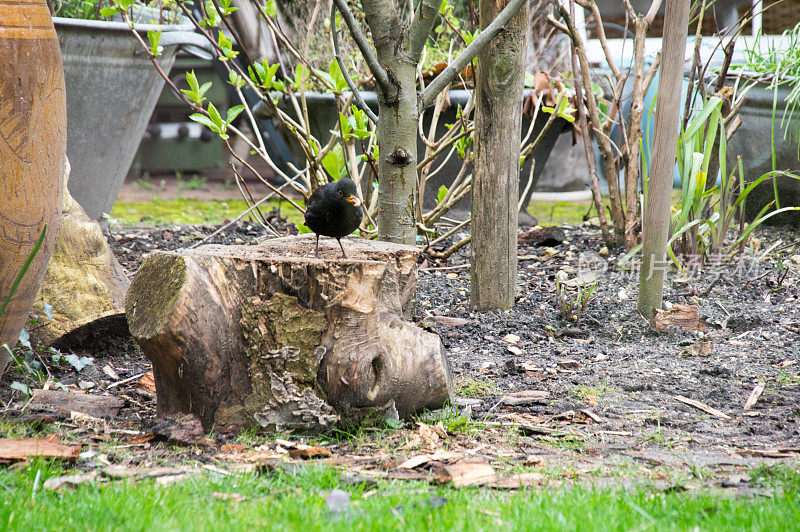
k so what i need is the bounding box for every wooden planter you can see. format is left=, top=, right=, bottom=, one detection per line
left=0, top=3, right=68, bottom=370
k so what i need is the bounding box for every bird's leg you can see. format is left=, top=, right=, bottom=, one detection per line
left=337, top=238, right=347, bottom=259
left=315, top=234, right=320, bottom=258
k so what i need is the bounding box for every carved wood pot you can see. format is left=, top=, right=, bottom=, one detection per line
left=0, top=2, right=67, bottom=370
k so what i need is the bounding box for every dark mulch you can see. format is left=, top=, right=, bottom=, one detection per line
left=1, top=218, right=798, bottom=478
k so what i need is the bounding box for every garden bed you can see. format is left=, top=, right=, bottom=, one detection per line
left=1, top=214, right=797, bottom=490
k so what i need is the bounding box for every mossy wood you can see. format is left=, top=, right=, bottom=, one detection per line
left=125, top=234, right=453, bottom=432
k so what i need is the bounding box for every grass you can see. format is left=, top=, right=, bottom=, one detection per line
left=110, top=198, right=305, bottom=228
left=569, top=383, right=616, bottom=402
left=0, top=460, right=798, bottom=531
left=527, top=199, right=591, bottom=226
left=453, top=377, right=498, bottom=398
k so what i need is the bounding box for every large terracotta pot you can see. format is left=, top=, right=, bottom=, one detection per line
left=0, top=2, right=67, bottom=370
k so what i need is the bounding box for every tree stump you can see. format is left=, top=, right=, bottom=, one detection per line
left=125, top=235, right=452, bottom=432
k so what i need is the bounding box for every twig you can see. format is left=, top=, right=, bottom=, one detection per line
left=332, top=0, right=391, bottom=94
left=225, top=140, right=307, bottom=213
left=744, top=381, right=765, bottom=410
left=330, top=6, right=379, bottom=124
left=106, top=372, right=148, bottom=390
left=674, top=395, right=731, bottom=419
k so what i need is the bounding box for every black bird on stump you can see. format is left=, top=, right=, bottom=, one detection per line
left=304, top=178, right=363, bottom=258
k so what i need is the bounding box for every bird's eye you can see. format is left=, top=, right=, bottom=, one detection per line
left=338, top=190, right=343, bottom=196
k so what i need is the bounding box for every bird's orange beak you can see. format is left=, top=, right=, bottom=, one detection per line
left=346, top=195, right=362, bottom=207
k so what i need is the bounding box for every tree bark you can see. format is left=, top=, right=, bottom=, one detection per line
left=470, top=0, right=528, bottom=310
left=361, top=0, right=419, bottom=245
left=638, top=0, right=689, bottom=319
left=125, top=235, right=453, bottom=432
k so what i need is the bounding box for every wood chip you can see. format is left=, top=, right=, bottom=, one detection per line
left=500, top=390, right=549, bottom=405
left=737, top=448, right=800, bottom=458
left=213, top=450, right=284, bottom=463
left=429, top=316, right=470, bottom=327
left=679, top=340, right=713, bottom=358
left=651, top=305, right=705, bottom=332
left=437, top=462, right=497, bottom=487
left=557, top=359, right=582, bottom=370
left=220, top=444, right=246, bottom=452
left=28, top=389, right=124, bottom=419
left=43, top=470, right=99, bottom=491
left=274, top=440, right=332, bottom=459
left=155, top=473, right=194, bottom=486
left=674, top=395, right=730, bottom=419
left=0, top=437, right=81, bottom=462
left=102, top=365, right=120, bottom=381
left=492, top=472, right=546, bottom=489
left=212, top=492, right=246, bottom=502
left=744, top=381, right=766, bottom=410
left=138, top=371, right=156, bottom=394
left=397, top=451, right=462, bottom=470
left=288, top=444, right=332, bottom=460
left=103, top=465, right=185, bottom=479
left=506, top=345, right=523, bottom=356
left=581, top=409, right=604, bottom=423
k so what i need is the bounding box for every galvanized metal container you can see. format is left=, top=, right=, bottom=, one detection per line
left=54, top=16, right=209, bottom=220
left=726, top=81, right=800, bottom=225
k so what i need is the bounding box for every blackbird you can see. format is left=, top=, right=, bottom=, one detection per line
left=304, top=178, right=363, bottom=258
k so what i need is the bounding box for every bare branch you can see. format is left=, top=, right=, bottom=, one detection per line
left=585, top=0, right=621, bottom=79
left=420, top=0, right=527, bottom=109
left=409, top=0, right=443, bottom=62
left=645, top=0, right=664, bottom=24
left=330, top=6, right=380, bottom=123
left=332, top=0, right=392, bottom=94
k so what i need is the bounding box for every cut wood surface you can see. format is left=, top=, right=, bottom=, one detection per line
left=0, top=437, right=81, bottom=462
left=126, top=235, right=453, bottom=431
left=28, top=389, right=124, bottom=418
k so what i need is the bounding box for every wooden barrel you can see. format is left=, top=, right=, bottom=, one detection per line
left=0, top=1, right=67, bottom=366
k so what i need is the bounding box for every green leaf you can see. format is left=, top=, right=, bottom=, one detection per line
left=264, top=0, right=277, bottom=17
left=208, top=103, right=224, bottom=130
left=226, top=105, right=245, bottom=124
left=190, top=113, right=218, bottom=132
left=437, top=185, right=448, bottom=205
left=147, top=30, right=163, bottom=57
left=321, top=144, right=347, bottom=180
left=329, top=60, right=348, bottom=93
left=99, top=7, right=119, bottom=16
left=0, top=225, right=46, bottom=319
left=203, top=0, right=221, bottom=27
left=228, top=70, right=245, bottom=88
left=293, top=64, right=309, bottom=91
left=218, top=33, right=238, bottom=61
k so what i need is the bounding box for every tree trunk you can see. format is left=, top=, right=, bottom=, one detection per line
left=638, top=0, right=689, bottom=319
left=376, top=63, right=418, bottom=245
left=125, top=235, right=452, bottom=432
left=470, top=0, right=528, bottom=310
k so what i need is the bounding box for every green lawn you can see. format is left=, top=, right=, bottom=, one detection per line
left=110, top=198, right=306, bottom=228
left=1, top=460, right=798, bottom=531
left=110, top=197, right=593, bottom=230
